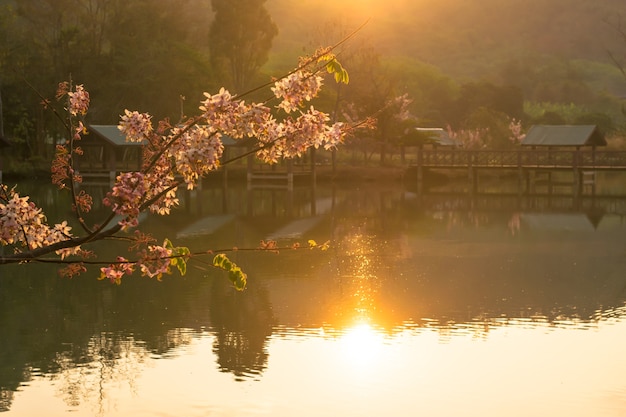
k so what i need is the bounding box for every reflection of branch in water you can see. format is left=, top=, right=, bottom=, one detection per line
left=52, top=333, right=149, bottom=416
left=210, top=280, right=274, bottom=381
left=508, top=212, right=521, bottom=235
left=433, top=210, right=492, bottom=231
left=0, top=389, right=14, bottom=412
left=214, top=331, right=268, bottom=380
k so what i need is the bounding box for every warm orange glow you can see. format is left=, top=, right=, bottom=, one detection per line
left=338, top=322, right=385, bottom=369
left=331, top=232, right=382, bottom=328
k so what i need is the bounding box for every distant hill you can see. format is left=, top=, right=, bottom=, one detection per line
left=267, top=0, right=626, bottom=82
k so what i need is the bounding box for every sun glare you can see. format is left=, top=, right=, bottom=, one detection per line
left=338, top=322, right=385, bottom=369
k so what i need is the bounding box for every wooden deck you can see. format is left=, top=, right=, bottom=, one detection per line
left=413, top=149, right=626, bottom=170
left=411, top=149, right=626, bottom=196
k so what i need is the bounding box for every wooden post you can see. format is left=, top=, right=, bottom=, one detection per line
left=467, top=151, right=475, bottom=193
left=517, top=151, right=525, bottom=195
left=470, top=167, right=478, bottom=194
left=573, top=150, right=581, bottom=198
left=416, top=146, right=423, bottom=196
left=287, top=159, right=293, bottom=191
left=547, top=171, right=553, bottom=195
left=310, top=147, right=317, bottom=187
left=246, top=152, right=253, bottom=190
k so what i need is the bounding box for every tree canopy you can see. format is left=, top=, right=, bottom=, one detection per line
left=209, top=0, right=278, bottom=93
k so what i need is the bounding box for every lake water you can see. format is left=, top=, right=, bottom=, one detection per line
left=2, top=174, right=626, bottom=416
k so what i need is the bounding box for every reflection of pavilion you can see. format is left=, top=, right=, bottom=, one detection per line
left=173, top=184, right=337, bottom=243
left=176, top=214, right=236, bottom=239
left=405, top=190, right=626, bottom=217
left=519, top=213, right=600, bottom=232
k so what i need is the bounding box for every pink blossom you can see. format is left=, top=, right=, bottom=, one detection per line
left=0, top=187, right=79, bottom=254
left=68, top=85, right=90, bottom=116
left=271, top=71, right=324, bottom=113
left=118, top=110, right=153, bottom=142
left=103, top=172, right=147, bottom=229
left=167, top=126, right=224, bottom=189
left=99, top=257, right=136, bottom=285
left=139, top=245, right=173, bottom=279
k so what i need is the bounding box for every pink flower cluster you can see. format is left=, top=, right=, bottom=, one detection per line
left=68, top=85, right=90, bottom=116
left=271, top=70, right=324, bottom=113
left=145, top=170, right=179, bottom=215
left=197, top=77, right=345, bottom=166
left=99, top=257, right=135, bottom=285
left=118, top=110, right=153, bottom=142
left=447, top=126, right=488, bottom=149
left=256, top=108, right=345, bottom=163
left=167, top=126, right=224, bottom=189
left=98, top=243, right=173, bottom=284
left=508, top=118, right=526, bottom=144
left=103, top=172, right=147, bottom=229
left=138, top=244, right=173, bottom=279
left=0, top=187, right=80, bottom=259
left=104, top=163, right=180, bottom=223
left=199, top=88, right=270, bottom=139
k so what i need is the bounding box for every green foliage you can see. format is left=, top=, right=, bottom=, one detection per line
left=320, top=55, right=349, bottom=84
left=164, top=238, right=190, bottom=276
left=2, top=0, right=215, bottom=126
left=209, top=0, right=278, bottom=92
left=463, top=107, right=513, bottom=149
left=454, top=81, right=524, bottom=125
left=213, top=254, right=247, bottom=291
left=384, top=57, right=458, bottom=126
left=524, top=102, right=586, bottom=124
left=308, top=239, right=329, bottom=251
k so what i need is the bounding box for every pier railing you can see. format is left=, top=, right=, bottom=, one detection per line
left=415, top=149, right=626, bottom=170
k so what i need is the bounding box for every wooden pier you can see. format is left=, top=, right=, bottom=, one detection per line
left=412, top=149, right=626, bottom=196
left=246, top=151, right=317, bottom=191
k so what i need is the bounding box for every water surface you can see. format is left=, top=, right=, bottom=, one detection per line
left=2, top=177, right=626, bottom=416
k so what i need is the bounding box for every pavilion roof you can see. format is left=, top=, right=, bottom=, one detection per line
left=521, top=125, right=606, bottom=147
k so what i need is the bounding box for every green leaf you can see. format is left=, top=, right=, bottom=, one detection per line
left=172, top=256, right=187, bottom=275
left=213, top=253, right=232, bottom=270
left=228, top=266, right=248, bottom=291
left=341, top=68, right=349, bottom=84
left=213, top=253, right=247, bottom=291
left=324, top=58, right=349, bottom=85
left=164, top=238, right=190, bottom=276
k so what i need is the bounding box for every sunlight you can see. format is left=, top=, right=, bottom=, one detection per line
left=338, top=321, right=385, bottom=370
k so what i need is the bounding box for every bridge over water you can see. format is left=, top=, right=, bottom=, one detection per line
left=411, top=149, right=626, bottom=196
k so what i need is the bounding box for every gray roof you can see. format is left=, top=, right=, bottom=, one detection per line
left=521, top=125, right=606, bottom=147
left=415, top=128, right=459, bottom=146
left=89, top=124, right=246, bottom=147
left=88, top=125, right=145, bottom=146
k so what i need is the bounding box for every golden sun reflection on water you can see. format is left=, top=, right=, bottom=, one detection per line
left=337, top=322, right=385, bottom=370
left=331, top=230, right=385, bottom=327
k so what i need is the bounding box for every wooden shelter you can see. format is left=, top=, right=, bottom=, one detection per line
left=521, top=125, right=606, bottom=149
left=413, top=128, right=460, bottom=147
left=78, top=125, right=145, bottom=179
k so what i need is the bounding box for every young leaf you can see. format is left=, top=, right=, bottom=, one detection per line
left=213, top=253, right=247, bottom=291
